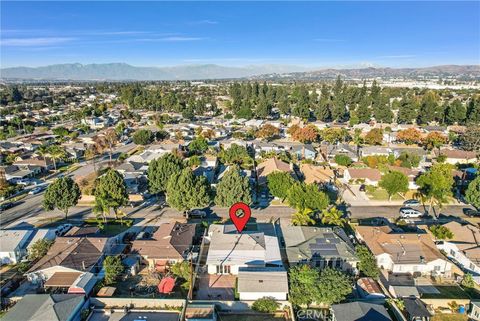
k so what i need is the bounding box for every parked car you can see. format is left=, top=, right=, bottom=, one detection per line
left=28, top=186, right=45, bottom=195
left=55, top=224, right=73, bottom=236
left=187, top=209, right=207, bottom=219
left=399, top=207, right=423, bottom=218
left=359, top=184, right=366, bottom=192
left=403, top=199, right=420, bottom=207
left=465, top=209, right=480, bottom=217
left=0, top=202, right=16, bottom=212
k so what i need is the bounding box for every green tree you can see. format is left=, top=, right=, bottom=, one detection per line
left=219, top=144, right=253, bottom=168
left=444, top=99, right=467, bottom=125
left=317, top=268, right=353, bottom=305
left=466, top=176, right=480, bottom=209
left=356, top=245, right=380, bottom=279
left=291, top=207, right=316, bottom=226
left=252, top=297, right=280, bottom=313
left=103, top=256, right=124, bottom=285
left=397, top=94, right=418, bottom=124
left=132, top=129, right=153, bottom=145
left=215, top=165, right=251, bottom=207
left=462, top=273, right=475, bottom=288
left=417, top=91, right=439, bottom=124
left=47, top=145, right=67, bottom=171
left=267, top=171, right=295, bottom=200
left=287, top=182, right=329, bottom=212
left=320, top=207, right=347, bottom=227
left=189, top=136, right=208, bottom=154
left=288, top=264, right=321, bottom=308
left=166, top=168, right=211, bottom=212
left=429, top=225, right=454, bottom=240
left=364, top=128, right=384, bottom=145
left=467, top=97, right=480, bottom=124
left=148, top=153, right=184, bottom=194
left=417, top=163, right=454, bottom=214
left=334, top=154, right=353, bottom=167
left=28, top=239, right=54, bottom=260
left=94, top=169, right=129, bottom=222
left=379, top=171, right=409, bottom=201
left=43, top=176, right=81, bottom=220
left=171, top=261, right=191, bottom=290
left=356, top=97, right=371, bottom=124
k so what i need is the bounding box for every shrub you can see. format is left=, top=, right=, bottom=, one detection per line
left=252, top=297, right=280, bottom=313
left=334, top=154, right=353, bottom=167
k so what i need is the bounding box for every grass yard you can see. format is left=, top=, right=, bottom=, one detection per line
left=431, top=314, right=468, bottom=321
left=421, top=286, right=478, bottom=299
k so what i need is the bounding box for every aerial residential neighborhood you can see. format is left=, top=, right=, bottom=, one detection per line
left=0, top=1, right=479, bottom=321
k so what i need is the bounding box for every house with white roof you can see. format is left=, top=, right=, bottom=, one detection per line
left=205, top=223, right=282, bottom=275
left=0, top=229, right=33, bottom=264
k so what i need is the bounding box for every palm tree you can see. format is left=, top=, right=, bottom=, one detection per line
left=291, top=207, right=315, bottom=226
left=321, top=207, right=347, bottom=227
left=47, top=145, right=66, bottom=171
left=37, top=144, right=49, bottom=161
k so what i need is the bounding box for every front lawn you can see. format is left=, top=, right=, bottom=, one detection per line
left=366, top=188, right=414, bottom=201
left=83, top=218, right=133, bottom=236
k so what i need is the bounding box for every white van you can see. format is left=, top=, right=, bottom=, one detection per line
left=399, top=207, right=423, bottom=218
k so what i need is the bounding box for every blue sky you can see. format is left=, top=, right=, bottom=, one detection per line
left=1, top=1, right=479, bottom=68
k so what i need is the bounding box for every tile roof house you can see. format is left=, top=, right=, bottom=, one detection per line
left=280, top=225, right=358, bottom=272
left=330, top=301, right=392, bottom=321
left=26, top=235, right=117, bottom=284
left=205, top=223, right=282, bottom=275
left=343, top=168, right=382, bottom=186
left=2, top=294, right=85, bottom=321
left=434, top=148, right=478, bottom=165
left=355, top=226, right=452, bottom=277
left=291, top=144, right=316, bottom=160
left=0, top=229, right=33, bottom=264
left=434, top=221, right=480, bottom=276
left=256, top=157, right=296, bottom=185
left=237, top=267, right=288, bottom=300
left=387, top=165, right=421, bottom=189
left=300, top=164, right=335, bottom=185
left=131, top=222, right=196, bottom=271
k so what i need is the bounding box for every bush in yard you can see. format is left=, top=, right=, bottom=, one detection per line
left=462, top=273, right=475, bottom=288
left=334, top=154, right=353, bottom=167
left=252, top=297, right=280, bottom=313
left=103, top=255, right=124, bottom=285
left=356, top=245, right=380, bottom=279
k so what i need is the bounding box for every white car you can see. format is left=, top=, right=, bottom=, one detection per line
left=28, top=186, right=45, bottom=195
left=399, top=207, right=423, bottom=218
left=55, top=224, right=73, bottom=236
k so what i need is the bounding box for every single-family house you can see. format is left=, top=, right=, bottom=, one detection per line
left=357, top=277, right=386, bottom=300
left=291, top=144, right=316, bottom=160
left=256, top=157, right=297, bottom=186
left=434, top=148, right=478, bottom=165
left=2, top=294, right=85, bottom=321
left=387, top=165, right=421, bottom=189
left=205, top=223, right=282, bottom=275
left=131, top=222, right=196, bottom=271
left=0, top=229, right=33, bottom=264
left=469, top=301, right=480, bottom=321
left=330, top=302, right=392, bottom=321
left=185, top=304, right=217, bottom=321
left=355, top=226, right=452, bottom=277
left=237, top=267, right=288, bottom=300
left=300, top=164, right=335, bottom=185
left=343, top=168, right=382, bottom=186
left=280, top=225, right=358, bottom=272
left=360, top=146, right=393, bottom=158
left=434, top=221, right=480, bottom=276
left=324, top=143, right=359, bottom=163
left=403, top=298, right=432, bottom=321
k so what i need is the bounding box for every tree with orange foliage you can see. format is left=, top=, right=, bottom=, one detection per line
left=289, top=124, right=319, bottom=143
left=422, top=132, right=448, bottom=151
left=396, top=128, right=423, bottom=145
left=256, top=124, right=280, bottom=141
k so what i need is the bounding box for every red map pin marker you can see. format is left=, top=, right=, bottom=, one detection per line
left=229, top=202, right=251, bottom=233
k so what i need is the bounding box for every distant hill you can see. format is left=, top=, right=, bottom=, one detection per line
left=1, top=63, right=479, bottom=81
left=252, top=65, right=480, bottom=80
left=0, top=63, right=312, bottom=81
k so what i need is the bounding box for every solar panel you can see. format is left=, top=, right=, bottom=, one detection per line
left=320, top=249, right=340, bottom=256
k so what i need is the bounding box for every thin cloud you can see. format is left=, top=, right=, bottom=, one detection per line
left=0, top=37, right=75, bottom=46
left=189, top=20, right=218, bottom=25
left=136, top=36, right=206, bottom=42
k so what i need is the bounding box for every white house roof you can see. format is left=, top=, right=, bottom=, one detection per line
left=0, top=230, right=33, bottom=252
left=237, top=267, right=288, bottom=293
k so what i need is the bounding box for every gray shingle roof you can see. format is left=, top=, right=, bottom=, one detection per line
left=331, top=302, right=392, bottom=321
left=2, top=294, right=84, bottom=321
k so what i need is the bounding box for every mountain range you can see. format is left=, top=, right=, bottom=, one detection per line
left=1, top=63, right=479, bottom=81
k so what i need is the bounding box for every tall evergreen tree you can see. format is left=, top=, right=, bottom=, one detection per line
left=417, top=91, right=439, bottom=124
left=214, top=165, right=251, bottom=207
left=444, top=99, right=467, bottom=125
left=356, top=97, right=371, bottom=123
